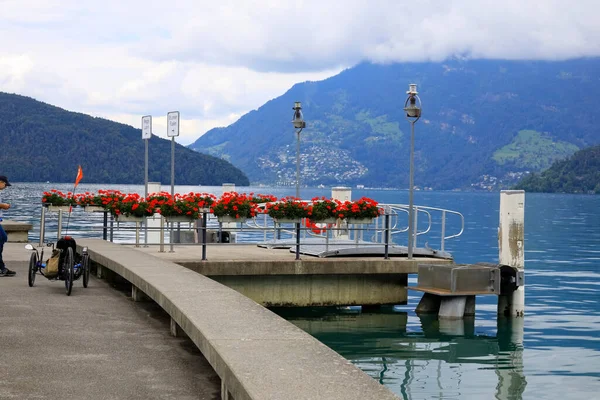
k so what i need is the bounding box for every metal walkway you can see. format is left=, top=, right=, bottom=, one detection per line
left=258, top=237, right=453, bottom=259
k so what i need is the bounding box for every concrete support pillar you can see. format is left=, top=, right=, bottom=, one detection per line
left=415, top=292, right=441, bottom=314
left=131, top=285, right=150, bottom=302
left=221, top=380, right=232, bottom=400
left=498, top=190, right=525, bottom=317
left=464, top=295, right=476, bottom=316
left=439, top=296, right=467, bottom=319
left=417, top=294, right=475, bottom=319
left=96, top=264, right=104, bottom=279
left=170, top=317, right=185, bottom=337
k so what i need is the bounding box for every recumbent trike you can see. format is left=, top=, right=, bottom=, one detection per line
left=25, top=236, right=90, bottom=296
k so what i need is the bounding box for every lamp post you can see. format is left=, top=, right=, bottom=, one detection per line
left=404, top=84, right=421, bottom=259
left=292, top=101, right=306, bottom=199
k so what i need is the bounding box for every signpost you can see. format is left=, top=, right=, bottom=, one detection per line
left=141, top=115, right=152, bottom=246
left=167, top=111, right=180, bottom=253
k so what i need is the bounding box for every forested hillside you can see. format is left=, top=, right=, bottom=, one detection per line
left=514, top=145, right=600, bottom=193
left=0, top=93, right=249, bottom=185
left=190, top=58, right=600, bottom=190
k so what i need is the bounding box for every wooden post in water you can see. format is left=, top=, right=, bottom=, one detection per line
left=498, top=190, right=525, bottom=317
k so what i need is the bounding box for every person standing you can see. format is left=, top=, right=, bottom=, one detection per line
left=0, top=175, right=16, bottom=276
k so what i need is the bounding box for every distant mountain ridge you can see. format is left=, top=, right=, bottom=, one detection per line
left=190, top=58, right=600, bottom=190
left=0, top=92, right=249, bottom=185
left=514, top=145, right=600, bottom=194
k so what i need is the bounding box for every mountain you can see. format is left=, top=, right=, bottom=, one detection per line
left=514, top=145, right=600, bottom=194
left=189, top=58, right=600, bottom=190
left=0, top=93, right=249, bottom=185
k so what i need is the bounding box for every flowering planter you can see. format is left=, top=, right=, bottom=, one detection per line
left=347, top=218, right=375, bottom=225
left=116, top=215, right=144, bottom=223
left=45, top=205, right=71, bottom=212
left=309, top=218, right=338, bottom=224
left=274, top=218, right=302, bottom=224
left=83, top=205, right=106, bottom=213
left=217, top=215, right=248, bottom=223
left=165, top=215, right=196, bottom=223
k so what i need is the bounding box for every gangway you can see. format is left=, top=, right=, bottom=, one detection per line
left=254, top=203, right=463, bottom=259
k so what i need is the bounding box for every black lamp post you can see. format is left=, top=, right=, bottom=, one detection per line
left=292, top=101, right=306, bottom=199
left=404, top=84, right=421, bottom=259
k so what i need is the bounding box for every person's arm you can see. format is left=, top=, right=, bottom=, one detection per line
left=0, top=203, right=10, bottom=210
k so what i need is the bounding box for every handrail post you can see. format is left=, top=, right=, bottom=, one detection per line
left=384, top=214, right=390, bottom=259
left=57, top=210, right=63, bottom=241
left=295, top=222, right=301, bottom=260
left=441, top=210, right=447, bottom=252
left=201, top=212, right=207, bottom=261
left=159, top=216, right=165, bottom=252
left=169, top=222, right=174, bottom=253
left=103, top=211, right=108, bottom=241
left=39, top=206, right=46, bottom=246
left=135, top=221, right=140, bottom=247
left=413, top=207, right=419, bottom=249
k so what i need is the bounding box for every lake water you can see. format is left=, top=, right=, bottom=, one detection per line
left=2, top=183, right=599, bottom=399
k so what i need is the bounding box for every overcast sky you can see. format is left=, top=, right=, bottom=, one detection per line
left=1, top=0, right=598, bottom=145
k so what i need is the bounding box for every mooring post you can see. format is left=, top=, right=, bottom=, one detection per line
left=498, top=190, right=525, bottom=317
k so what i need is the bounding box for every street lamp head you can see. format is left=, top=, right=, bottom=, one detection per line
left=292, top=101, right=306, bottom=129
left=403, top=84, right=421, bottom=121
left=407, top=84, right=418, bottom=95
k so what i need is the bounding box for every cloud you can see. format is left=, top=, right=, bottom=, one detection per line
left=1, top=0, right=599, bottom=145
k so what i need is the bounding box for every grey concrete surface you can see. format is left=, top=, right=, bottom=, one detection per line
left=78, top=239, right=401, bottom=400
left=0, top=243, right=220, bottom=400
left=128, top=243, right=448, bottom=307
left=130, top=242, right=450, bottom=275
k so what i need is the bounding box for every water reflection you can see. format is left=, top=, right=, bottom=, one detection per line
left=272, top=308, right=527, bottom=400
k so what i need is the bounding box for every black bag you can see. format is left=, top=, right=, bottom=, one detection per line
left=56, top=236, right=77, bottom=266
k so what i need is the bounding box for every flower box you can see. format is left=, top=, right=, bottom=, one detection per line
left=274, top=217, right=302, bottom=224
left=116, top=215, right=143, bottom=223
left=218, top=215, right=247, bottom=223
left=309, top=217, right=338, bottom=224
left=165, top=215, right=196, bottom=223
left=347, top=218, right=374, bottom=225
left=45, top=205, right=71, bottom=213
left=83, top=205, right=106, bottom=213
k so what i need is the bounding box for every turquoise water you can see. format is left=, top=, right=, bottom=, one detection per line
left=3, top=183, right=599, bottom=399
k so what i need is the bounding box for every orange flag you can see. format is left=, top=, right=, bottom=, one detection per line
left=74, top=165, right=83, bottom=188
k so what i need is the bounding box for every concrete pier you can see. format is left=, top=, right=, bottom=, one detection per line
left=0, top=243, right=220, bottom=399
left=75, top=238, right=401, bottom=400
left=133, top=243, right=450, bottom=307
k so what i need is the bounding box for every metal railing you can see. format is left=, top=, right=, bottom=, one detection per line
left=38, top=203, right=464, bottom=257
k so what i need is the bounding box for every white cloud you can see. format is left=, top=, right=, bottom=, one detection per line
left=1, top=0, right=599, bottom=145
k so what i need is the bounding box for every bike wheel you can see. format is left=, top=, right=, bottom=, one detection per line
left=28, top=252, right=38, bottom=287
left=82, top=253, right=90, bottom=288
left=64, top=247, right=74, bottom=296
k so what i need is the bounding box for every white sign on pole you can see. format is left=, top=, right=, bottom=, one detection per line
left=142, top=115, right=152, bottom=139
left=167, top=111, right=180, bottom=137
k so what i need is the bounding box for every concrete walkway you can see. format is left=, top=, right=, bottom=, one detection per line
left=0, top=243, right=220, bottom=400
